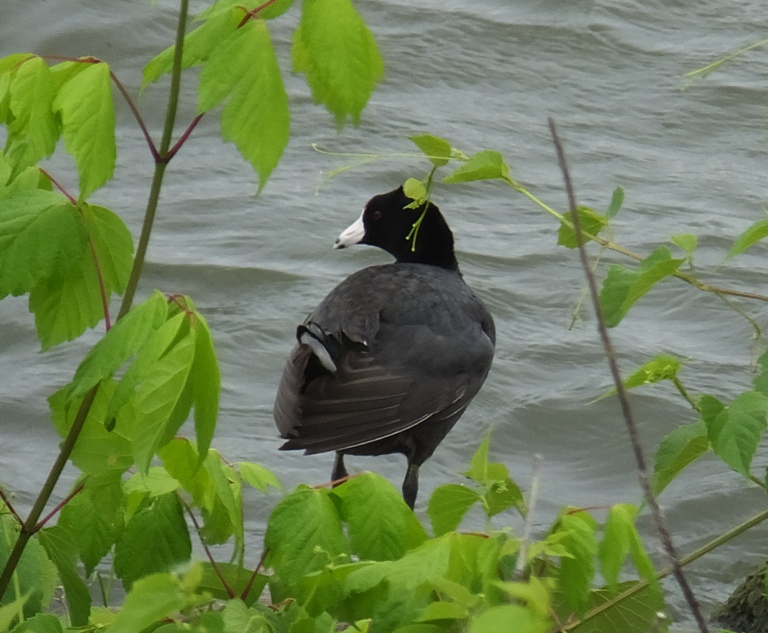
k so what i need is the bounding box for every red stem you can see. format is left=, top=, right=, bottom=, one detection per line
left=178, top=494, right=235, bottom=598
left=0, top=488, right=23, bottom=526
left=109, top=70, right=161, bottom=162
left=34, top=481, right=85, bottom=532
left=237, top=0, right=282, bottom=27
left=240, top=546, right=269, bottom=602
left=165, top=114, right=204, bottom=162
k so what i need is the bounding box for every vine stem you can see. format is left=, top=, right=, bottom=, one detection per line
left=0, top=0, right=191, bottom=602
left=547, top=119, right=709, bottom=633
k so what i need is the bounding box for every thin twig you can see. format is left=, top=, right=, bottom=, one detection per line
left=241, top=546, right=269, bottom=602
left=34, top=481, right=85, bottom=532
left=0, top=488, right=22, bottom=525
left=547, top=118, right=709, bottom=633
left=109, top=70, right=160, bottom=162
left=178, top=493, right=235, bottom=598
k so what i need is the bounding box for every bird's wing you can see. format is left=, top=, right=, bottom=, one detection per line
left=274, top=343, right=472, bottom=454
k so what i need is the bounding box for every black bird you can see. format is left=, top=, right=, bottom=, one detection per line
left=273, top=186, right=495, bottom=508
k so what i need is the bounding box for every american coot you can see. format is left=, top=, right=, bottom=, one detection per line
left=273, top=186, right=495, bottom=508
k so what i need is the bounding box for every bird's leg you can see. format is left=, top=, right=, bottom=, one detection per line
left=402, top=463, right=420, bottom=509
left=331, top=451, right=348, bottom=487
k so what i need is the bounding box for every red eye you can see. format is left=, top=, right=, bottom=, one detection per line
left=372, top=210, right=382, bottom=221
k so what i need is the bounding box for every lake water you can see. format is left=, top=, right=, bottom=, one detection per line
left=3, top=0, right=768, bottom=626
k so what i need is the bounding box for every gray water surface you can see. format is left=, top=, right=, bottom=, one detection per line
left=3, top=0, right=768, bottom=625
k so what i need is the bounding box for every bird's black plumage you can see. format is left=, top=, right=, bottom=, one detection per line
left=273, top=186, right=495, bottom=508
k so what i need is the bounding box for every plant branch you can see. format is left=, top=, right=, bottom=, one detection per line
left=118, top=0, right=189, bottom=320
left=0, top=0, right=192, bottom=601
left=0, top=385, right=99, bottom=598
left=547, top=118, right=709, bottom=633
left=165, top=114, right=204, bottom=162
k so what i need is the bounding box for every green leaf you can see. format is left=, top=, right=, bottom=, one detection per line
left=464, top=433, right=509, bottom=484
left=605, top=187, right=624, bottom=219
left=417, top=600, right=469, bottom=622
left=292, top=0, right=383, bottom=126
left=38, top=526, right=91, bottom=626
left=67, top=290, right=169, bottom=400
left=557, top=207, right=609, bottom=248
left=570, top=580, right=667, bottom=633
left=142, top=8, right=242, bottom=88
left=53, top=62, right=116, bottom=200
left=159, top=438, right=214, bottom=511
left=596, top=353, right=682, bottom=401
left=652, top=420, right=710, bottom=495
left=199, top=562, right=267, bottom=605
left=199, top=453, right=242, bottom=546
left=333, top=472, right=428, bottom=561
left=113, top=494, right=192, bottom=591
left=7, top=613, right=63, bottom=633
left=7, top=56, right=59, bottom=169
left=199, top=19, right=289, bottom=190
left=58, top=472, right=125, bottom=575
left=427, top=485, right=482, bottom=536
left=123, top=333, right=196, bottom=473
left=189, top=310, right=220, bottom=458
left=702, top=391, right=768, bottom=478
left=30, top=204, right=132, bottom=349
left=108, top=571, right=206, bottom=633
left=599, top=505, right=634, bottom=592
left=0, top=515, right=58, bottom=617
left=671, top=233, right=697, bottom=254
left=0, top=190, right=87, bottom=298
left=469, top=605, right=549, bottom=633
left=726, top=217, right=768, bottom=260
left=598, top=246, right=684, bottom=328
left=442, top=150, right=509, bottom=184
left=49, top=381, right=133, bottom=474
left=83, top=204, right=134, bottom=294
left=403, top=178, right=428, bottom=205
left=265, top=487, right=349, bottom=587
left=483, top=477, right=525, bottom=518
left=410, top=134, right=453, bottom=168
left=557, top=511, right=598, bottom=615
left=124, top=467, right=181, bottom=498
left=237, top=461, right=282, bottom=493
left=221, top=599, right=274, bottom=633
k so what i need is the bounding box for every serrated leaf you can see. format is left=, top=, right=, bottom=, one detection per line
left=159, top=438, right=214, bottom=511
left=652, top=420, right=710, bottom=495
left=221, top=599, right=273, bottom=633
left=142, top=8, right=243, bottom=88
left=108, top=572, right=205, bottom=633
left=237, top=461, right=282, bottom=493
left=410, top=134, right=452, bottom=168
left=58, top=471, right=125, bottom=575
left=200, top=453, right=242, bottom=546
left=49, top=381, right=133, bottom=474
left=557, top=207, right=608, bottom=248
left=199, top=19, right=289, bottom=189
left=53, top=62, right=116, bottom=200
left=599, top=505, right=634, bottom=592
left=83, top=204, right=134, bottom=294
left=113, top=494, right=192, bottom=591
left=671, top=233, right=697, bottom=254
left=427, top=484, right=482, bottom=536
left=442, top=150, right=509, bottom=184
left=558, top=512, right=598, bottom=615
left=703, top=391, right=768, bottom=478
left=571, top=581, right=667, bottom=633
left=0, top=515, right=58, bottom=617
left=598, top=246, right=684, bottom=328
left=124, top=468, right=181, bottom=498
left=0, top=190, right=87, bottom=298
left=605, top=187, right=624, bottom=219
left=7, top=56, right=59, bottom=169
left=67, top=291, right=169, bottom=400
left=38, top=526, right=91, bottom=626
left=30, top=202, right=132, bottom=349
left=726, top=217, right=768, bottom=260
left=265, top=487, right=349, bottom=587
left=189, top=310, right=220, bottom=458
left=292, top=0, right=383, bottom=126
left=483, top=477, right=525, bottom=518
left=333, top=472, right=428, bottom=561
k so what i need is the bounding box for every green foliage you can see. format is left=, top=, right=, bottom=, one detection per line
left=726, top=215, right=768, bottom=259
left=557, top=206, right=609, bottom=248
left=599, top=246, right=684, bottom=327
left=442, top=150, right=510, bottom=183
left=652, top=421, right=710, bottom=495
